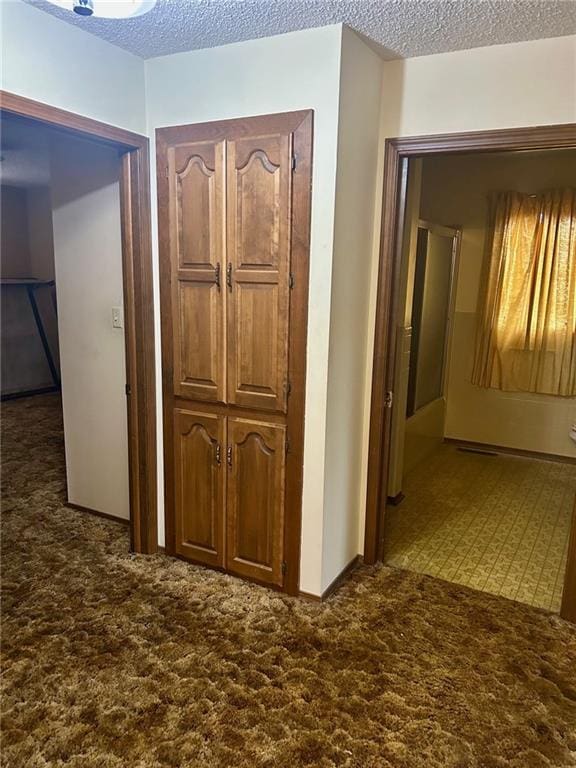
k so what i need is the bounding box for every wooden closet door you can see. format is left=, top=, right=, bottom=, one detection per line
left=227, top=134, right=292, bottom=412
left=167, top=140, right=226, bottom=402
left=226, top=418, right=286, bottom=586
left=174, top=410, right=225, bottom=566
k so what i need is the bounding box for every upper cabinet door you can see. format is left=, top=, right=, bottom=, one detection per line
left=226, top=417, right=286, bottom=587
left=167, top=140, right=226, bottom=402
left=226, top=134, right=292, bottom=412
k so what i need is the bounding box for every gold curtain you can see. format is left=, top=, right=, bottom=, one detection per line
left=472, top=189, right=576, bottom=396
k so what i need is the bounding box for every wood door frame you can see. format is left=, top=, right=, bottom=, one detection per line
left=0, top=90, right=157, bottom=554
left=364, top=122, right=576, bottom=622
left=156, top=110, right=313, bottom=596
left=561, top=498, right=576, bottom=622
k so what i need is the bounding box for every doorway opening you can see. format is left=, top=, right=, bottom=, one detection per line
left=0, top=117, right=60, bottom=402
left=365, top=125, right=576, bottom=622
left=0, top=92, right=156, bottom=554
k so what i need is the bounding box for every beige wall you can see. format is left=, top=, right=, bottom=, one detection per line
left=404, top=399, right=446, bottom=475
left=1, top=185, right=31, bottom=277
left=322, top=27, right=382, bottom=590
left=380, top=35, right=576, bottom=138
left=419, top=150, right=576, bottom=458
left=0, top=0, right=146, bottom=134
left=51, top=137, right=129, bottom=520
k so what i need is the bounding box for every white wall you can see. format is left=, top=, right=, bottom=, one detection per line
left=51, top=137, right=130, bottom=520
left=360, top=34, right=576, bottom=553
left=145, top=25, right=343, bottom=595
left=0, top=0, right=146, bottom=134
left=419, top=150, right=576, bottom=459
left=380, top=35, right=576, bottom=138
left=321, top=27, right=382, bottom=591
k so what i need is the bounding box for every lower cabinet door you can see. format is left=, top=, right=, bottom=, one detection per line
left=226, top=417, right=286, bottom=586
left=174, top=409, right=225, bottom=567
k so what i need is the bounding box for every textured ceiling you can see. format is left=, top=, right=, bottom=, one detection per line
left=23, top=0, right=576, bottom=60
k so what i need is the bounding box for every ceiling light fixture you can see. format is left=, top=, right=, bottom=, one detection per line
left=45, top=0, right=157, bottom=18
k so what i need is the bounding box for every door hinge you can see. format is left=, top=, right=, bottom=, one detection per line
left=284, top=380, right=292, bottom=398
left=291, top=155, right=296, bottom=171
left=285, top=436, right=290, bottom=455
left=384, top=390, right=394, bottom=409
left=125, top=383, right=131, bottom=396
left=281, top=561, right=287, bottom=576
left=289, top=273, right=295, bottom=290
left=165, top=166, right=169, bottom=178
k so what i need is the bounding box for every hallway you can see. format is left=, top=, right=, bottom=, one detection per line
left=2, top=395, right=576, bottom=767
left=384, top=445, right=576, bottom=612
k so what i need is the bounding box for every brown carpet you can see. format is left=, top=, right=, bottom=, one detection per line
left=2, top=395, right=576, bottom=768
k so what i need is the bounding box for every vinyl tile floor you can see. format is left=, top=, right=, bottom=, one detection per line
left=383, top=445, right=576, bottom=613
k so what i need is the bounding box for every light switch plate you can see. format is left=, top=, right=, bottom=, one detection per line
left=112, top=306, right=124, bottom=329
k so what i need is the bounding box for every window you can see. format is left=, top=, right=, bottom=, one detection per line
left=472, top=189, right=576, bottom=396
